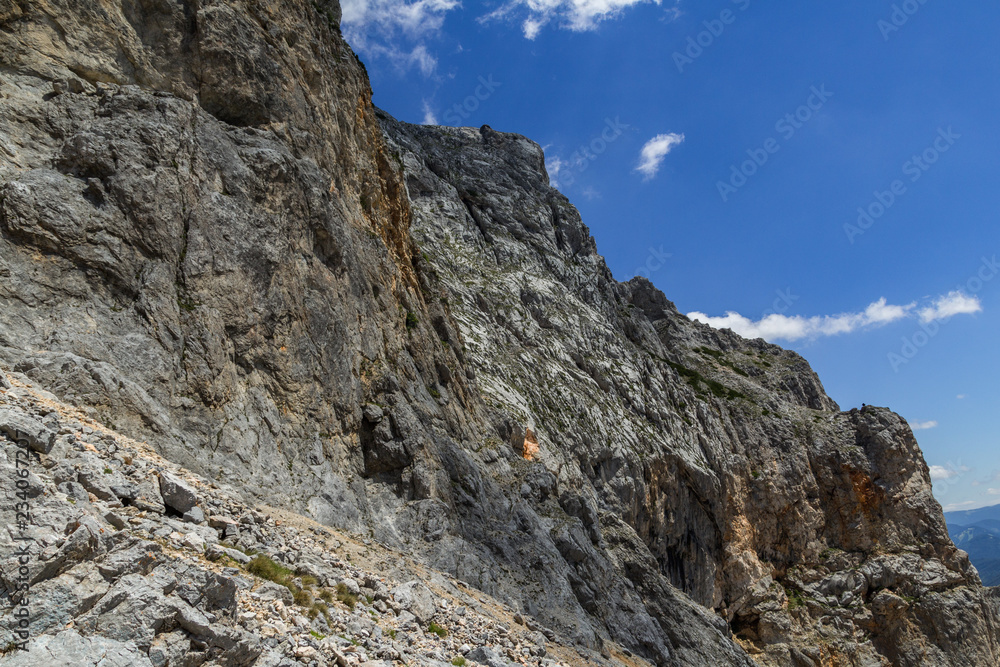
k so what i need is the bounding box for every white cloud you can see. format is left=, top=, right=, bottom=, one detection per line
left=957, top=394, right=967, bottom=400
left=909, top=420, right=938, bottom=431
left=545, top=155, right=568, bottom=187
left=340, top=0, right=459, bottom=75
left=422, top=100, right=438, bottom=125
left=689, top=292, right=983, bottom=343
left=483, top=0, right=671, bottom=39
left=989, top=488, right=1000, bottom=496
left=918, top=291, right=982, bottom=323
left=635, top=133, right=685, bottom=180
left=930, top=465, right=959, bottom=482
left=688, top=296, right=912, bottom=342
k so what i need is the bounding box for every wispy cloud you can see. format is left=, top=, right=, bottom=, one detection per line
left=422, top=100, right=438, bottom=125
left=482, top=0, right=674, bottom=39
left=909, top=420, right=938, bottom=431
left=918, top=291, right=982, bottom=322
left=340, top=0, right=459, bottom=75
left=689, top=292, right=982, bottom=343
left=635, top=133, right=685, bottom=180
left=930, top=465, right=960, bottom=482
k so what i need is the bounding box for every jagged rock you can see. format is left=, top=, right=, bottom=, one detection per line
left=158, top=471, right=198, bottom=514
left=206, top=544, right=251, bottom=565
left=0, top=629, right=154, bottom=667
left=183, top=506, right=206, bottom=524
left=466, top=646, right=512, bottom=667
left=132, top=477, right=166, bottom=514
left=0, top=406, right=55, bottom=453
left=392, top=581, right=438, bottom=625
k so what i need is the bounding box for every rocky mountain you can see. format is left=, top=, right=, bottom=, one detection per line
left=1, top=1, right=998, bottom=666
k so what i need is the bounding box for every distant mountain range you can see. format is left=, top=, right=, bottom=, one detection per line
left=945, top=504, right=1000, bottom=586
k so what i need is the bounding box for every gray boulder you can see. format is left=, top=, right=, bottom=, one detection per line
left=0, top=629, right=153, bottom=667
left=392, top=581, right=437, bottom=624
left=466, top=646, right=511, bottom=667
left=157, top=471, right=198, bottom=514
left=0, top=407, right=55, bottom=454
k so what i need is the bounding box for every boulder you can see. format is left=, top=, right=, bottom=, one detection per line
left=0, top=406, right=55, bottom=453
left=157, top=471, right=198, bottom=514
left=391, top=581, right=437, bottom=624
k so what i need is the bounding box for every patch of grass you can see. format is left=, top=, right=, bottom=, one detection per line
left=751, top=470, right=761, bottom=480
left=428, top=622, right=448, bottom=637
left=300, top=575, right=318, bottom=588
left=293, top=587, right=313, bottom=607
left=335, top=582, right=358, bottom=609
left=405, top=311, right=419, bottom=330
left=310, top=630, right=325, bottom=640
left=428, top=385, right=441, bottom=399
left=452, top=658, right=467, bottom=666
left=246, top=555, right=294, bottom=585
left=667, top=360, right=747, bottom=401
left=103, top=468, right=113, bottom=474
left=387, top=629, right=397, bottom=639
left=319, top=589, right=335, bottom=603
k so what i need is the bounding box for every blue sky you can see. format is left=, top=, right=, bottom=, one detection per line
left=343, top=0, right=1000, bottom=512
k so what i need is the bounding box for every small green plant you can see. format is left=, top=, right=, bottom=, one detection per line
left=452, top=658, right=467, bottom=666
left=335, top=582, right=358, bottom=609
left=428, top=622, right=448, bottom=638
left=319, top=589, right=334, bottom=603
left=751, top=470, right=761, bottom=480
left=300, top=575, right=318, bottom=588
left=786, top=588, right=806, bottom=610
left=246, top=555, right=294, bottom=586
left=405, top=311, right=419, bottom=330
left=310, top=630, right=325, bottom=640
left=104, top=468, right=113, bottom=474
left=293, top=587, right=313, bottom=607
left=387, top=629, right=397, bottom=639
left=428, top=386, right=441, bottom=399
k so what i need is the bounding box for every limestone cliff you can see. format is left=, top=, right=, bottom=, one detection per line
left=0, top=1, right=997, bottom=666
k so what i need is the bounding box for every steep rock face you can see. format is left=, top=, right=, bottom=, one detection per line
left=381, top=118, right=1000, bottom=665
left=0, top=0, right=480, bottom=523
